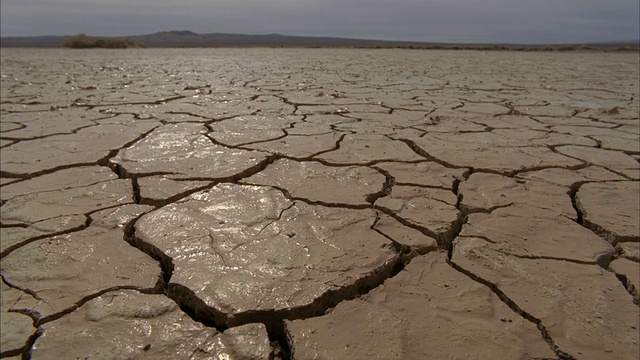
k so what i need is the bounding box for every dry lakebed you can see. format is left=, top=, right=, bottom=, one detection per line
left=0, top=48, right=638, bottom=359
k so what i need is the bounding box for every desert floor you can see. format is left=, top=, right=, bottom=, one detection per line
left=1, top=48, right=638, bottom=359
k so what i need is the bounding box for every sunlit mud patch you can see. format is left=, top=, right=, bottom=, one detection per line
left=135, top=184, right=400, bottom=327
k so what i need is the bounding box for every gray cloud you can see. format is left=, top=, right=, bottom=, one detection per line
left=1, top=0, right=638, bottom=43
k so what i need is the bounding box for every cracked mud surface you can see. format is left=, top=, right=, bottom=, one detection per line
left=1, top=48, right=638, bottom=359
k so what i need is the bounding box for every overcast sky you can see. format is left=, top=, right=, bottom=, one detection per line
left=1, top=0, right=638, bottom=43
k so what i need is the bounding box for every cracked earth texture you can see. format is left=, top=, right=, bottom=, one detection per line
left=0, top=48, right=638, bottom=359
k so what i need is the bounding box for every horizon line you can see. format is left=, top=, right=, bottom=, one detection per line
left=2, top=30, right=639, bottom=47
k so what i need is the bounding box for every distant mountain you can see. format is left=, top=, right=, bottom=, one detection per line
left=1, top=30, right=638, bottom=50
left=0, top=31, right=420, bottom=48
left=127, top=31, right=423, bottom=48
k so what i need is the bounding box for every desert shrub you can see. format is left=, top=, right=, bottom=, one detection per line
left=63, top=33, right=95, bottom=48
left=101, top=37, right=145, bottom=48
left=63, top=34, right=144, bottom=48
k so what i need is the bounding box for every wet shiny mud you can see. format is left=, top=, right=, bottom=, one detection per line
left=1, top=48, right=639, bottom=359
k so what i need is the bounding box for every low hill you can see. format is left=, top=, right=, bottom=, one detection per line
left=1, top=30, right=638, bottom=50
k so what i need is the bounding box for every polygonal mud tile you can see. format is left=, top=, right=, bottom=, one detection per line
left=0, top=179, right=133, bottom=225
left=376, top=161, right=468, bottom=189
left=136, top=176, right=210, bottom=205
left=242, top=159, right=386, bottom=206
left=110, top=123, right=270, bottom=179
left=0, top=312, right=37, bottom=358
left=1, top=215, right=87, bottom=256
left=135, top=184, right=399, bottom=327
left=286, top=252, right=557, bottom=360
left=373, top=214, right=438, bottom=254
left=89, top=204, right=154, bottom=230
left=374, top=185, right=460, bottom=244
left=609, top=258, right=640, bottom=302
left=460, top=213, right=614, bottom=264
left=458, top=172, right=576, bottom=218
left=576, top=181, right=640, bottom=243
left=0, top=166, right=117, bottom=201
left=407, top=135, right=582, bottom=173
left=617, top=242, right=640, bottom=262
left=31, top=290, right=231, bottom=359
left=243, top=132, right=343, bottom=159
left=1, top=121, right=160, bottom=175
left=452, top=237, right=639, bottom=360
left=556, top=146, right=639, bottom=179
left=515, top=166, right=625, bottom=187
left=316, top=134, right=423, bottom=164
left=1, top=228, right=161, bottom=319
left=0, top=108, right=111, bottom=140
left=207, top=114, right=297, bottom=146
left=191, top=323, right=272, bottom=360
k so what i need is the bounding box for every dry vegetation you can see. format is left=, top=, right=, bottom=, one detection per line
left=63, top=34, right=145, bottom=49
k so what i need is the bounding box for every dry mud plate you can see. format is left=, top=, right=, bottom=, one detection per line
left=1, top=48, right=639, bottom=359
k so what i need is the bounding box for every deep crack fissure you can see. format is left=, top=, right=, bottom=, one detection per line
left=613, top=272, right=640, bottom=305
